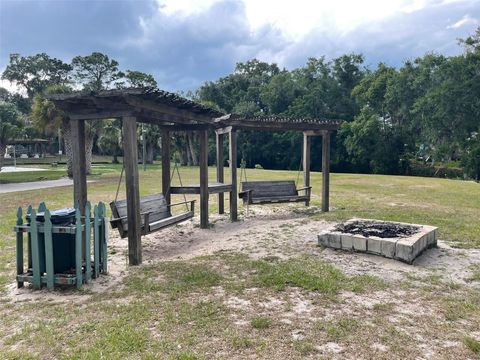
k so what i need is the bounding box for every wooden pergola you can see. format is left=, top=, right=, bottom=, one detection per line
left=49, top=88, right=341, bottom=265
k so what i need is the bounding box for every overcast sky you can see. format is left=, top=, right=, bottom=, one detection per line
left=0, top=0, right=479, bottom=92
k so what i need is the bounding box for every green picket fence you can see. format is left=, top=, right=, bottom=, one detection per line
left=14, top=202, right=108, bottom=290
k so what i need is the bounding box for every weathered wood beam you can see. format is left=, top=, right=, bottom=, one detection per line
left=322, top=130, right=331, bottom=212
left=70, top=119, right=87, bottom=212
left=199, top=130, right=209, bottom=229
left=123, top=116, right=142, bottom=265
left=223, top=121, right=341, bottom=132
left=229, top=129, right=238, bottom=221
left=303, top=133, right=311, bottom=207
left=126, top=96, right=215, bottom=124
left=161, top=130, right=171, bottom=205
left=215, top=126, right=233, bottom=135
left=69, top=111, right=134, bottom=121
left=216, top=132, right=225, bottom=214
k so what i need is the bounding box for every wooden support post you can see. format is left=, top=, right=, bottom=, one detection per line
left=70, top=119, right=87, bottom=213
left=199, top=130, right=209, bottom=229
left=161, top=130, right=171, bottom=205
left=303, top=133, right=311, bottom=206
left=123, top=116, right=142, bottom=265
left=216, top=132, right=224, bottom=214
left=322, top=130, right=331, bottom=212
left=229, top=129, right=238, bottom=221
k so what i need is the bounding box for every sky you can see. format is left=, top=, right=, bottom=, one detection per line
left=0, top=0, right=479, bottom=92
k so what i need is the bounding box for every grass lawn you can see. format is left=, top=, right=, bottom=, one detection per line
left=0, top=164, right=479, bottom=359
left=0, top=169, right=67, bottom=184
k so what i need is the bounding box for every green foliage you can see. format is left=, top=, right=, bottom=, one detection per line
left=121, top=70, right=158, bottom=88
left=1, top=53, right=71, bottom=98
left=250, top=317, right=272, bottom=329
left=98, top=120, right=122, bottom=163
left=464, top=336, right=480, bottom=355
left=71, top=52, right=123, bottom=91
left=0, top=102, right=22, bottom=169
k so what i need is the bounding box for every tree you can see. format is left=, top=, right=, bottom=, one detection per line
left=0, top=102, right=22, bottom=170
left=1, top=53, right=71, bottom=98
left=31, top=85, right=75, bottom=175
left=71, top=52, right=123, bottom=91
left=121, top=70, right=157, bottom=88
left=98, top=120, right=122, bottom=163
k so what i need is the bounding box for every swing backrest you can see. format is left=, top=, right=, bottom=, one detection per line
left=110, top=193, right=172, bottom=235
left=241, top=180, right=298, bottom=198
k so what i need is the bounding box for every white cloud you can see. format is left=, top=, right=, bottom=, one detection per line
left=156, top=0, right=476, bottom=40
left=447, top=14, right=479, bottom=28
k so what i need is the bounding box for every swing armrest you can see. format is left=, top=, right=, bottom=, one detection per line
left=239, top=189, right=253, bottom=199
left=296, top=186, right=312, bottom=193
left=167, top=200, right=196, bottom=210
left=110, top=211, right=152, bottom=223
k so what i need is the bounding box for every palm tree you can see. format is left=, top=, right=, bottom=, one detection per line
left=0, top=102, right=22, bottom=170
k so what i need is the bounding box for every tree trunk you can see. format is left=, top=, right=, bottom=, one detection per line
left=184, top=133, right=191, bottom=166
left=187, top=132, right=198, bottom=166
left=62, top=120, right=73, bottom=177
left=85, top=132, right=93, bottom=175
left=146, top=143, right=155, bottom=164
left=0, top=142, right=6, bottom=171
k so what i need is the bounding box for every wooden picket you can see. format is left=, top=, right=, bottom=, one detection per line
left=13, top=201, right=107, bottom=290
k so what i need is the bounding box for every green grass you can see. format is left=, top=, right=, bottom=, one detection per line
left=0, top=164, right=479, bottom=358
left=464, top=336, right=480, bottom=355
left=250, top=316, right=272, bottom=329
left=0, top=169, right=66, bottom=184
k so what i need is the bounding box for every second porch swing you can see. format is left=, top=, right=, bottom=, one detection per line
left=238, top=154, right=311, bottom=206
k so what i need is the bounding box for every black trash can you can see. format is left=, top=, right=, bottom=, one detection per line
left=26, top=208, right=77, bottom=274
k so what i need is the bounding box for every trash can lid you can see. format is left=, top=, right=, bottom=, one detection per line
left=27, top=207, right=77, bottom=222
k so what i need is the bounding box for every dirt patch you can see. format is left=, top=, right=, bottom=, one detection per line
left=5, top=204, right=480, bottom=304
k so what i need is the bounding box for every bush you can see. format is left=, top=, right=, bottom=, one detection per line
left=254, top=164, right=263, bottom=169
left=409, top=160, right=465, bottom=179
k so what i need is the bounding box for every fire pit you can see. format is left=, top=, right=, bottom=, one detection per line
left=318, top=219, right=437, bottom=264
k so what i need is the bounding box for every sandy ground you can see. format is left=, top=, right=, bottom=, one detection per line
left=4, top=205, right=480, bottom=359
left=9, top=204, right=480, bottom=302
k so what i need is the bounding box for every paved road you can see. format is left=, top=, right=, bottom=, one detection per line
left=0, top=178, right=74, bottom=194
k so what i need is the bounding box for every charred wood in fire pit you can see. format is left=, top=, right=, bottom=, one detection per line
left=334, top=220, right=420, bottom=238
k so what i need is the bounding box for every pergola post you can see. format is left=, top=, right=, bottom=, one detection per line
left=303, top=132, right=311, bottom=206
left=229, top=129, right=238, bottom=221
left=199, top=130, right=209, bottom=229
left=161, top=130, right=171, bottom=205
left=216, top=132, right=224, bottom=214
left=322, top=130, right=331, bottom=212
left=70, top=119, right=87, bottom=212
left=123, top=116, right=142, bottom=265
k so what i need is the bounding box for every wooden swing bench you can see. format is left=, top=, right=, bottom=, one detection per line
left=239, top=180, right=311, bottom=205
left=110, top=193, right=195, bottom=238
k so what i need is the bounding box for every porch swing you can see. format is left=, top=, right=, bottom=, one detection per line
left=109, top=161, right=195, bottom=239
left=238, top=154, right=311, bottom=206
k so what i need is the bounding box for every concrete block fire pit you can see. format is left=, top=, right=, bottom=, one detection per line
left=318, top=218, right=437, bottom=264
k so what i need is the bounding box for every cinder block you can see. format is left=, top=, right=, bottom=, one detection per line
left=341, top=234, right=354, bottom=250
left=318, top=233, right=329, bottom=247
left=381, top=238, right=396, bottom=258
left=367, top=237, right=382, bottom=255
left=352, top=236, right=367, bottom=252
left=328, top=234, right=342, bottom=249
left=395, top=239, right=414, bottom=264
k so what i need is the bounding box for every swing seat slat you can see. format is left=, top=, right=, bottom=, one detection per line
left=239, top=181, right=311, bottom=205
left=110, top=193, right=195, bottom=238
